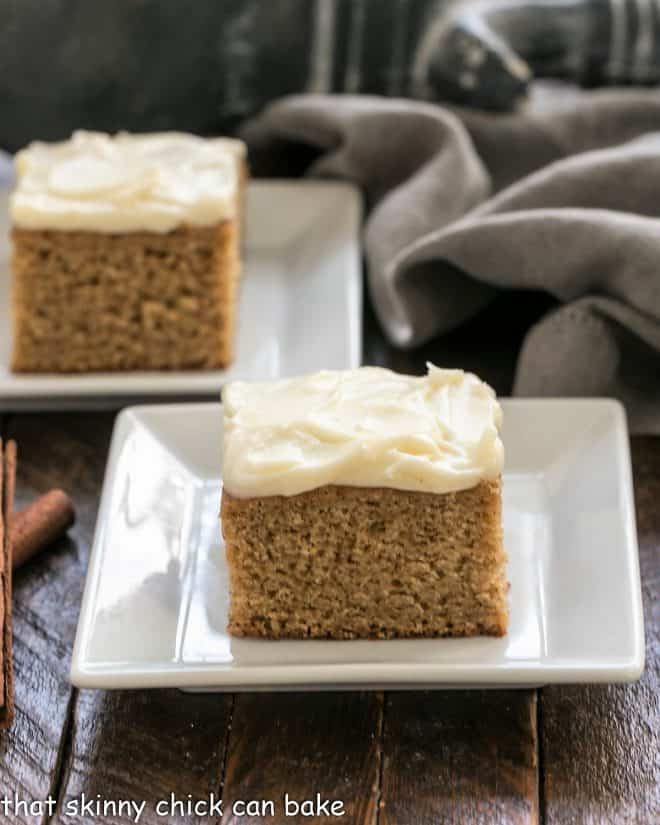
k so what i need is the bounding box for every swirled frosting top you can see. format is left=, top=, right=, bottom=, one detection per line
left=222, top=364, right=503, bottom=497
left=10, top=130, right=245, bottom=232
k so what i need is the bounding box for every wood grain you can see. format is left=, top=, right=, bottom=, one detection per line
left=55, top=689, right=232, bottom=825
left=379, top=690, right=539, bottom=825
left=540, top=438, right=660, bottom=825
left=0, top=413, right=112, bottom=824
left=221, top=692, right=382, bottom=825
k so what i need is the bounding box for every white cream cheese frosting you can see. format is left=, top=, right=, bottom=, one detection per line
left=222, top=364, right=503, bottom=497
left=10, top=130, right=245, bottom=233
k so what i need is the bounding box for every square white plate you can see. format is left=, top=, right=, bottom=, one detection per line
left=71, top=399, right=644, bottom=690
left=0, top=181, right=362, bottom=409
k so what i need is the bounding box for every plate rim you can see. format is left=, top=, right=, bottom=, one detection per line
left=70, top=397, right=645, bottom=690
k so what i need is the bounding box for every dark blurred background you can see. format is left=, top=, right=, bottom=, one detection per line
left=0, top=0, right=447, bottom=150
left=3, top=0, right=658, bottom=152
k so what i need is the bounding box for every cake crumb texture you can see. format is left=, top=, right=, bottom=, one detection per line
left=221, top=481, right=508, bottom=640
left=11, top=222, right=239, bottom=372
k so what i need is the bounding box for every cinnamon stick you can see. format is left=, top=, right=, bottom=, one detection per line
left=0, top=440, right=16, bottom=730
left=11, top=490, right=75, bottom=570
left=0, top=454, right=74, bottom=732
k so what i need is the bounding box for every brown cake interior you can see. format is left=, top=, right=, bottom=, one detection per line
left=221, top=480, right=508, bottom=640
left=11, top=221, right=239, bottom=372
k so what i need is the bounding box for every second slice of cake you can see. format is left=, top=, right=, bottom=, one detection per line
left=221, top=364, right=508, bottom=640
left=10, top=130, right=245, bottom=372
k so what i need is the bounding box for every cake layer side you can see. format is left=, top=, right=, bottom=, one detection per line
left=11, top=222, right=239, bottom=372
left=221, top=480, right=508, bottom=640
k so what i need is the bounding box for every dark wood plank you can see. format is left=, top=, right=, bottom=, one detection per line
left=540, top=437, right=660, bottom=825
left=379, top=690, right=538, bottom=825
left=55, top=689, right=232, bottom=825
left=0, top=412, right=113, bottom=825
left=221, top=692, right=382, bottom=825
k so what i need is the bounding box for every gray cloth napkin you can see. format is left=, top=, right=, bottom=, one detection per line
left=0, top=150, right=13, bottom=188
left=242, top=90, right=660, bottom=432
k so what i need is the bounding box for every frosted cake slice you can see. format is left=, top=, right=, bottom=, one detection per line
left=10, top=130, right=246, bottom=372
left=221, top=364, right=507, bottom=639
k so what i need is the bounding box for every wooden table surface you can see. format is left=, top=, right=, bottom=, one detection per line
left=0, top=296, right=657, bottom=825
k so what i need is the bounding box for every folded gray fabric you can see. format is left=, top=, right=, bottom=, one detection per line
left=242, top=90, right=660, bottom=432
left=0, top=150, right=13, bottom=188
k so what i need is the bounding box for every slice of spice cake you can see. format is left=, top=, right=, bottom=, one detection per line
left=220, top=364, right=508, bottom=640
left=10, top=130, right=246, bottom=372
